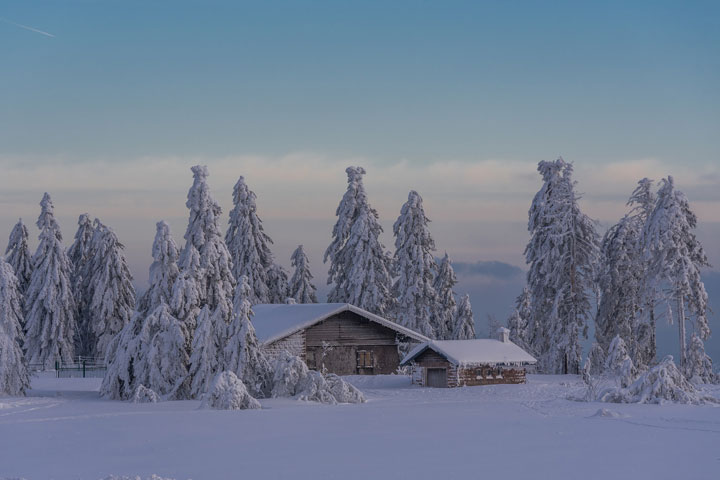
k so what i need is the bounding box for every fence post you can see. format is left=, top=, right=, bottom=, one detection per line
left=55, top=360, right=59, bottom=378
left=83, top=360, right=86, bottom=378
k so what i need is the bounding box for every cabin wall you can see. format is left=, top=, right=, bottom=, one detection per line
left=262, top=330, right=305, bottom=362
left=456, top=365, right=527, bottom=386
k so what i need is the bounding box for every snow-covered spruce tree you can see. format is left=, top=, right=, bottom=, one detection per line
left=0, top=258, right=30, bottom=396
left=433, top=253, right=458, bottom=340
left=604, top=335, right=637, bottom=388
left=486, top=314, right=502, bottom=339
left=267, top=263, right=290, bottom=304
left=684, top=334, right=718, bottom=385
left=224, top=276, right=272, bottom=397
left=525, top=159, right=600, bottom=374
left=86, top=223, right=136, bottom=359
left=4, top=219, right=33, bottom=297
left=452, top=294, right=476, bottom=340
left=24, top=193, right=77, bottom=368
left=144, top=303, right=190, bottom=398
left=67, top=213, right=96, bottom=355
left=138, top=221, right=180, bottom=315
left=188, top=305, right=222, bottom=397
left=628, top=178, right=658, bottom=369
left=288, top=245, right=318, bottom=303
left=102, top=221, right=185, bottom=400
left=174, top=165, right=235, bottom=345
left=225, top=176, right=275, bottom=305
left=507, top=287, right=532, bottom=351
left=175, top=166, right=236, bottom=397
left=643, top=176, right=710, bottom=368
left=392, top=190, right=438, bottom=337
left=324, top=167, right=393, bottom=316
left=595, top=178, right=659, bottom=370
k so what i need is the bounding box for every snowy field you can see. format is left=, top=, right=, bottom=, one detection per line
left=1, top=374, right=719, bottom=480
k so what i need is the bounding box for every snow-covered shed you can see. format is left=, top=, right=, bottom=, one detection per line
left=252, top=303, right=429, bottom=376
left=401, top=328, right=537, bottom=388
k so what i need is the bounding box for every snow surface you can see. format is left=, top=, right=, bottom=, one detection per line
left=251, top=303, right=429, bottom=345
left=1, top=374, right=720, bottom=479
left=402, top=339, right=537, bottom=366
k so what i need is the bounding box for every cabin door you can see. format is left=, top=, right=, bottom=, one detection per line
left=426, top=368, right=447, bottom=388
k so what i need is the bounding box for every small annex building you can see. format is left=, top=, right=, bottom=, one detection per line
left=252, top=303, right=429, bottom=376
left=401, top=328, right=537, bottom=388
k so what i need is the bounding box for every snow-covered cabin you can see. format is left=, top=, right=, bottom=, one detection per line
left=252, top=303, right=429, bottom=375
left=401, top=328, right=537, bottom=388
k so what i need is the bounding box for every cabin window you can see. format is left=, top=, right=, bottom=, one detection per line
left=356, top=350, right=374, bottom=369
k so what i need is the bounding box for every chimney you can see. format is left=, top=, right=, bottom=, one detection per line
left=497, top=327, right=510, bottom=343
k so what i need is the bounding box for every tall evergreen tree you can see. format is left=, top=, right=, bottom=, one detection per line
left=267, top=263, right=290, bottom=304
left=174, top=166, right=235, bottom=397
left=4, top=219, right=33, bottom=297
left=67, top=214, right=96, bottom=355
left=224, top=276, right=271, bottom=397
left=643, top=176, right=710, bottom=368
left=225, top=176, right=275, bottom=304
left=174, top=165, right=235, bottom=337
left=139, top=221, right=180, bottom=315
left=24, top=193, right=77, bottom=368
left=86, top=223, right=136, bottom=359
left=525, top=159, right=599, bottom=374
left=433, top=253, right=458, bottom=340
left=0, top=258, right=30, bottom=396
left=507, top=287, right=532, bottom=351
left=324, top=167, right=393, bottom=315
left=392, top=190, right=438, bottom=337
left=288, top=245, right=318, bottom=303
left=596, top=178, right=657, bottom=370
left=453, top=294, right=476, bottom=340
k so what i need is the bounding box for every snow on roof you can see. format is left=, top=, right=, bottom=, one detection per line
left=401, top=339, right=537, bottom=367
left=251, top=303, right=430, bottom=345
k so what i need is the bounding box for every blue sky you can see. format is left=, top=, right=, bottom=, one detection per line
left=2, top=0, right=719, bottom=162
left=1, top=1, right=719, bottom=359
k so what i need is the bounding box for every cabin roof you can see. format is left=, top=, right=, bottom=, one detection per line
left=401, top=339, right=537, bottom=367
left=251, top=303, right=430, bottom=345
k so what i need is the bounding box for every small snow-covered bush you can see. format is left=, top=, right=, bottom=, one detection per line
left=599, top=356, right=718, bottom=405
left=604, top=336, right=637, bottom=388
left=201, top=371, right=261, bottom=410
left=271, top=351, right=365, bottom=404
left=325, top=374, right=365, bottom=404
left=131, top=385, right=159, bottom=404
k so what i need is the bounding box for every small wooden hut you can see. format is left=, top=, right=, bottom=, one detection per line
left=252, top=303, right=429, bottom=376
left=401, top=328, right=537, bottom=388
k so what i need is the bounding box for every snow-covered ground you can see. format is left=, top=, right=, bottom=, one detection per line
left=1, top=373, right=719, bottom=480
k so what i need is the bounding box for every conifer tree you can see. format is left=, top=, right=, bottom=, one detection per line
left=267, top=263, right=290, bottom=304
left=24, top=193, right=77, bottom=368
left=86, top=223, right=136, bottom=359
left=525, top=159, right=599, bottom=374
left=225, top=176, right=275, bottom=304
left=324, top=167, right=393, bottom=315
left=452, top=294, right=476, bottom=340
left=224, top=276, right=271, bottom=397
left=139, top=221, right=180, bottom=315
left=604, top=335, right=637, bottom=388
left=4, top=219, right=33, bottom=297
left=188, top=305, right=221, bottom=397
left=174, top=165, right=235, bottom=341
left=145, top=303, right=190, bottom=398
left=67, top=214, right=96, bottom=355
left=643, top=176, right=710, bottom=368
left=0, top=258, right=30, bottom=396
left=392, top=190, right=438, bottom=337
left=433, top=253, right=458, bottom=339
left=684, top=334, right=718, bottom=385
left=507, top=287, right=532, bottom=351
left=288, top=245, right=318, bottom=303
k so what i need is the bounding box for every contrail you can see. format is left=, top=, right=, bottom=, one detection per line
left=0, top=17, right=55, bottom=37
